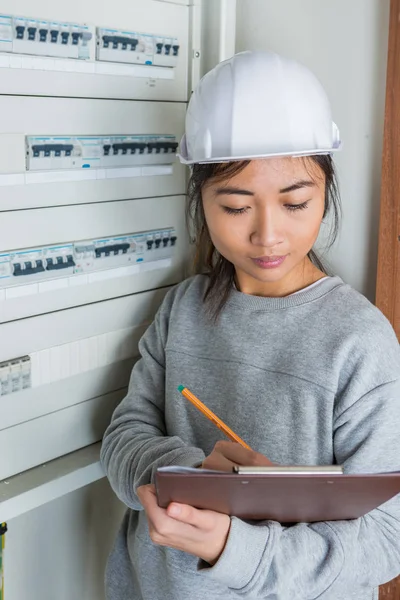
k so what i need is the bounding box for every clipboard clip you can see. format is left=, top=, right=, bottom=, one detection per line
left=232, top=465, right=344, bottom=475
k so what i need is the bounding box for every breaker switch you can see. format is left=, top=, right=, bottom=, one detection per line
left=32, top=144, right=74, bottom=158
left=130, top=38, right=139, bottom=50
left=82, top=31, right=93, bottom=44
left=72, top=32, right=82, bottom=45
left=170, top=235, right=177, bottom=246
left=102, top=35, right=112, bottom=48
left=164, top=44, right=171, bottom=55
left=155, top=239, right=161, bottom=249
left=173, top=45, right=180, bottom=56
left=50, top=30, right=59, bottom=43
left=131, top=142, right=146, bottom=154
left=120, top=37, right=131, bottom=50
left=35, top=260, right=45, bottom=273
left=46, top=257, right=70, bottom=271
left=147, top=240, right=154, bottom=250
left=61, top=31, right=70, bottom=44
left=16, top=26, right=25, bottom=40
left=13, top=263, right=22, bottom=276
left=27, top=27, right=37, bottom=41
left=103, top=145, right=111, bottom=156
left=156, top=43, right=163, bottom=54
left=39, top=29, right=48, bottom=42
left=147, top=142, right=163, bottom=154
left=95, top=243, right=130, bottom=258
left=164, top=142, right=179, bottom=153
left=163, top=237, right=169, bottom=247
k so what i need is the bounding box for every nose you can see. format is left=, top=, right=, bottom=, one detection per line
left=250, top=207, right=285, bottom=249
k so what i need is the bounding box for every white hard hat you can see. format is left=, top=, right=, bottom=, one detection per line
left=178, top=51, right=341, bottom=165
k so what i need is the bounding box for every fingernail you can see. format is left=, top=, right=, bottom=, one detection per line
left=169, top=504, right=181, bottom=517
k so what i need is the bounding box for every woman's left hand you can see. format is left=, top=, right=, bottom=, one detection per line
left=137, top=484, right=231, bottom=565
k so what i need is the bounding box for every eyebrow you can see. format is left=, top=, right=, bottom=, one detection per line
left=215, top=180, right=316, bottom=197
left=214, top=187, right=254, bottom=196
left=279, top=180, right=316, bottom=194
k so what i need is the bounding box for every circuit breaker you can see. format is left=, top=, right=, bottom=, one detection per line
left=0, top=227, right=177, bottom=288
left=26, top=135, right=178, bottom=171
left=97, top=26, right=179, bottom=67
left=0, top=14, right=95, bottom=60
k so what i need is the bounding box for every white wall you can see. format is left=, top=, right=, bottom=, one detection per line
left=6, top=479, right=124, bottom=600
left=235, top=0, right=390, bottom=301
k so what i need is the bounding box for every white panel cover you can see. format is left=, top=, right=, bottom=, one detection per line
left=0, top=195, right=186, bottom=321
left=0, top=96, right=186, bottom=208
left=0, top=0, right=190, bottom=101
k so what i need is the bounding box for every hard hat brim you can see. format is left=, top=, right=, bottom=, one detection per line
left=177, top=144, right=342, bottom=166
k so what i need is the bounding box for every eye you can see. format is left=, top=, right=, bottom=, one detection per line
left=284, top=201, right=310, bottom=212
left=222, top=206, right=250, bottom=216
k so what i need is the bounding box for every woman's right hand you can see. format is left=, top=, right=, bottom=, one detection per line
left=202, top=440, right=274, bottom=471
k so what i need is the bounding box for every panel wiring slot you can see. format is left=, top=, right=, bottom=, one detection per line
left=0, top=228, right=177, bottom=290
left=0, top=14, right=95, bottom=60
left=26, top=135, right=179, bottom=171
left=97, top=26, right=179, bottom=68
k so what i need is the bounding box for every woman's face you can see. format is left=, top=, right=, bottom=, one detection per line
left=201, top=157, right=326, bottom=295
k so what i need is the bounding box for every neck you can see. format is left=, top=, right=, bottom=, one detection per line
left=235, top=257, right=326, bottom=298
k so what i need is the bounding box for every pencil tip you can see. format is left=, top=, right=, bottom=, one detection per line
left=177, top=385, right=185, bottom=393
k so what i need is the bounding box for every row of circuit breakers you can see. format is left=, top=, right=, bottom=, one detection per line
left=26, top=135, right=178, bottom=171
left=0, top=13, right=180, bottom=67
left=0, top=227, right=177, bottom=290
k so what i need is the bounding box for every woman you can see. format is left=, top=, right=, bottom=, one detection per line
left=101, top=51, right=400, bottom=600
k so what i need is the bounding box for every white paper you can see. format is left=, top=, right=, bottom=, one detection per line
left=157, top=466, right=226, bottom=474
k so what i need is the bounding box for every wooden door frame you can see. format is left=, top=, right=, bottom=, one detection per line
left=376, top=0, right=400, bottom=341
left=377, top=0, right=400, bottom=597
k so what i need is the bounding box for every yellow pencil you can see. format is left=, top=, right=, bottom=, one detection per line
left=178, top=385, right=252, bottom=450
left=0, top=522, right=6, bottom=600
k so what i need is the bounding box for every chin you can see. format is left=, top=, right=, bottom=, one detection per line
left=241, top=265, right=290, bottom=283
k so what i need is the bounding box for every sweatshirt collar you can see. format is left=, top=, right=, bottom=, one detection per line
left=226, top=276, right=345, bottom=311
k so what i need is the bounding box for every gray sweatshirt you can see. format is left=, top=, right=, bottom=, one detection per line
left=101, top=275, right=400, bottom=600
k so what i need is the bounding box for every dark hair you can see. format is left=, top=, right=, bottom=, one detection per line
left=186, top=156, right=341, bottom=320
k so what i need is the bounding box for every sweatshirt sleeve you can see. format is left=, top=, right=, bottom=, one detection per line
left=100, top=286, right=205, bottom=511
left=199, top=376, right=400, bottom=598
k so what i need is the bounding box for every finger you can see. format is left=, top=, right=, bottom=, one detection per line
left=137, top=484, right=157, bottom=507
left=167, top=502, right=220, bottom=531
left=214, top=441, right=273, bottom=466
left=202, top=452, right=238, bottom=472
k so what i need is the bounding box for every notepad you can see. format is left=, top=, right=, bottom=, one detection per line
left=155, top=467, right=400, bottom=523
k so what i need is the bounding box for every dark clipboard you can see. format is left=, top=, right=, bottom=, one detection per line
left=155, top=466, right=400, bottom=523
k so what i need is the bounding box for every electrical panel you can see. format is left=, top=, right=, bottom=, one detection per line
left=0, top=14, right=95, bottom=60
left=0, top=227, right=177, bottom=289
left=0, top=0, right=199, bottom=483
left=97, top=26, right=179, bottom=68
left=26, top=134, right=178, bottom=171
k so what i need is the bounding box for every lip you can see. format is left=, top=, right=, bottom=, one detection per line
left=251, top=255, right=287, bottom=269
